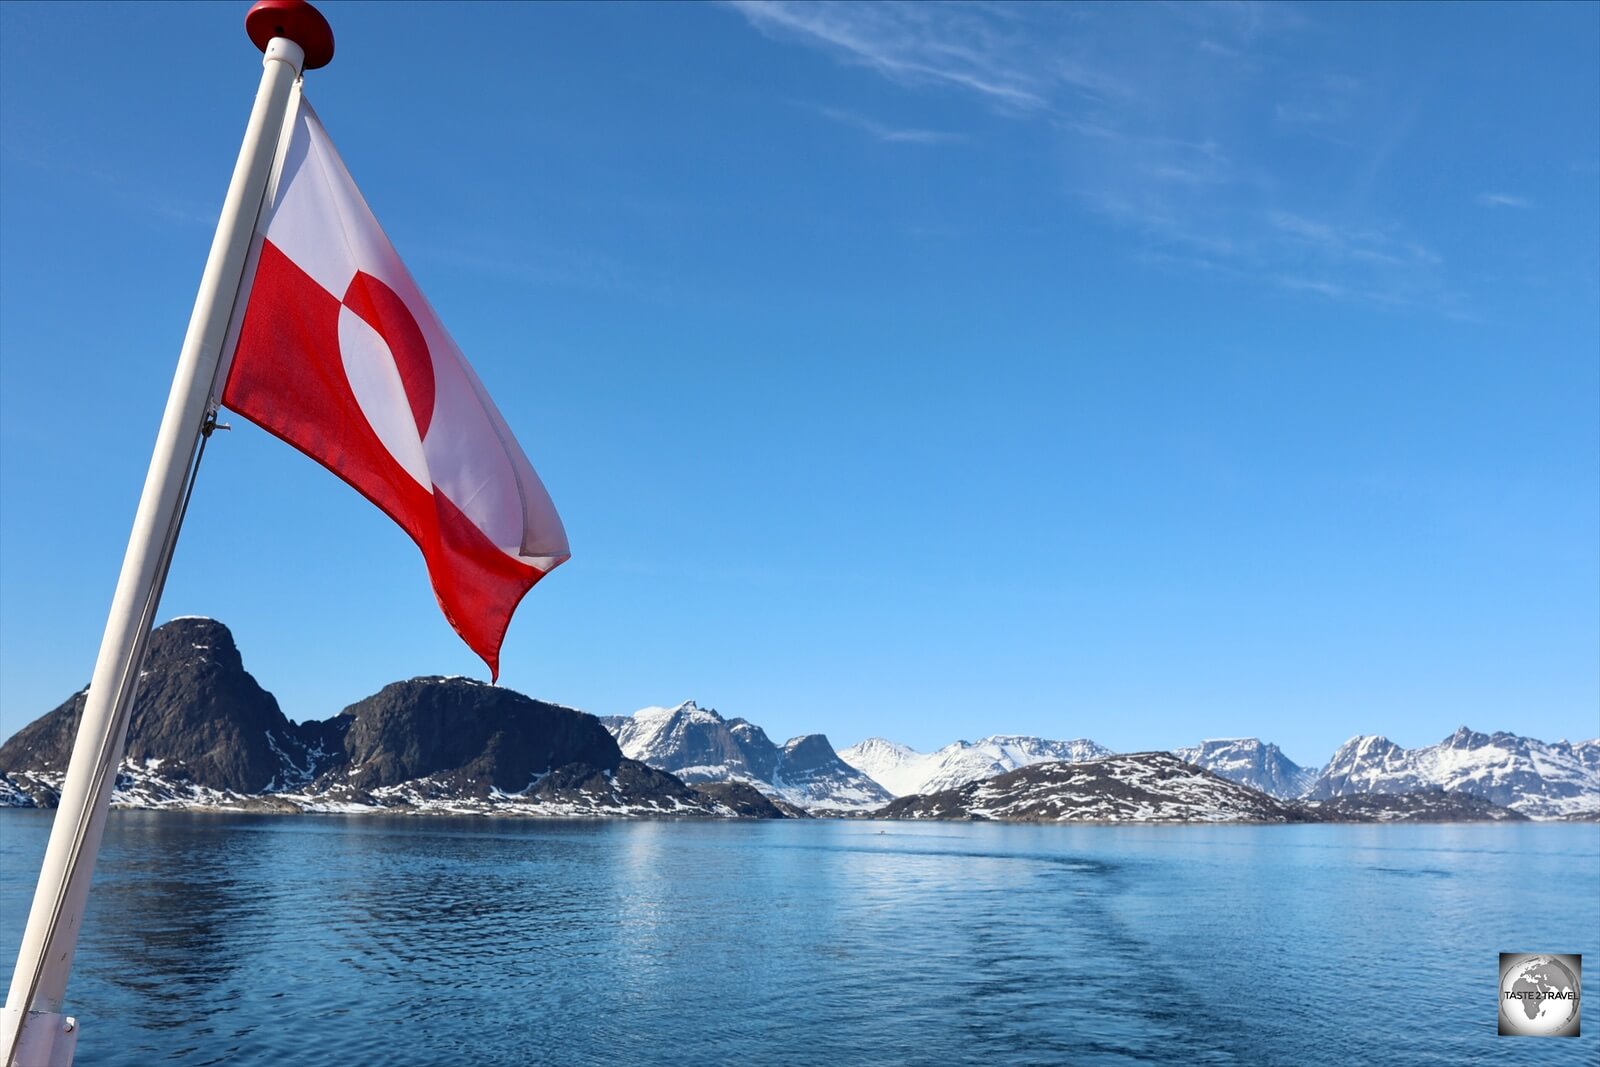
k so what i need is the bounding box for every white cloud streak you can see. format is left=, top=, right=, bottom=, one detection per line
left=1475, top=192, right=1532, bottom=209
left=726, top=0, right=1123, bottom=110
left=727, top=0, right=1465, bottom=314
left=812, top=106, right=965, bottom=145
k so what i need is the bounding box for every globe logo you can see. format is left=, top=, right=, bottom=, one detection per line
left=1499, top=953, right=1581, bottom=1037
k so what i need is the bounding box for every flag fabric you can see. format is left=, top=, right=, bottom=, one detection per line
left=219, top=86, right=569, bottom=679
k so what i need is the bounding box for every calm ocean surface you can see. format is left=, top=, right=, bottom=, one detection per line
left=1, top=813, right=1596, bottom=1065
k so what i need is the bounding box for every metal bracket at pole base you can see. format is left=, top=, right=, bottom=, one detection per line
left=0, top=1009, right=77, bottom=1067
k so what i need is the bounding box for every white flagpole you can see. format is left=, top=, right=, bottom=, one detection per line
left=1, top=5, right=332, bottom=1064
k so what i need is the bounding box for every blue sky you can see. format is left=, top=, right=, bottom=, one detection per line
left=1, top=1, right=1596, bottom=766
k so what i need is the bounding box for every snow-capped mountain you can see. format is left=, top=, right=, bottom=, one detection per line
left=610, top=701, right=776, bottom=783
left=835, top=738, right=930, bottom=796
left=1306, top=727, right=1600, bottom=819
left=880, top=752, right=1305, bottom=823
left=1572, top=738, right=1600, bottom=775
left=839, top=735, right=1111, bottom=797
left=606, top=701, right=891, bottom=810
left=1171, top=738, right=1318, bottom=799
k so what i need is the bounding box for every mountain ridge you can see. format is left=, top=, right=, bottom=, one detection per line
left=2, top=619, right=1594, bottom=822
left=1307, top=727, right=1600, bottom=819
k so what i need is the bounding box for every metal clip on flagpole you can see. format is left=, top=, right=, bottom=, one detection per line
left=1, top=5, right=332, bottom=1065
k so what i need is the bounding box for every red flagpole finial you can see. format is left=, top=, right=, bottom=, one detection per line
left=246, top=0, right=335, bottom=70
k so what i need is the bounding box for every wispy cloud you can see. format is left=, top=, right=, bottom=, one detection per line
left=1272, top=274, right=1352, bottom=300
left=1475, top=192, right=1532, bottom=209
left=1199, top=38, right=1245, bottom=60
left=725, top=0, right=1121, bottom=111
left=726, top=1, right=1466, bottom=315
left=1268, top=211, right=1440, bottom=268
left=811, top=105, right=964, bottom=145
left=1270, top=72, right=1365, bottom=149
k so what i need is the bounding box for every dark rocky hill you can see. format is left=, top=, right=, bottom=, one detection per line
left=0, top=619, right=773, bottom=818
left=329, top=678, right=617, bottom=795
left=1299, top=788, right=1528, bottom=822
left=0, top=618, right=317, bottom=796
left=691, top=781, right=811, bottom=819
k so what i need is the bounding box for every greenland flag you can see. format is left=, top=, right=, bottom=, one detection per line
left=220, top=87, right=569, bottom=679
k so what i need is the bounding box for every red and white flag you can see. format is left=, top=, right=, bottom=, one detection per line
left=220, top=87, right=569, bottom=679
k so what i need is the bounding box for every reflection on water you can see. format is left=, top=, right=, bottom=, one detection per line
left=1, top=815, right=1595, bottom=1066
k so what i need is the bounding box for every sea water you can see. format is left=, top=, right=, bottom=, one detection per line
left=0, top=813, right=1595, bottom=1065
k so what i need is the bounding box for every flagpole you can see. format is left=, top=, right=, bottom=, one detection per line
left=1, top=5, right=332, bottom=1065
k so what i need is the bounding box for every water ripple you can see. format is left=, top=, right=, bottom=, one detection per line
left=0, top=814, right=1595, bottom=1066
